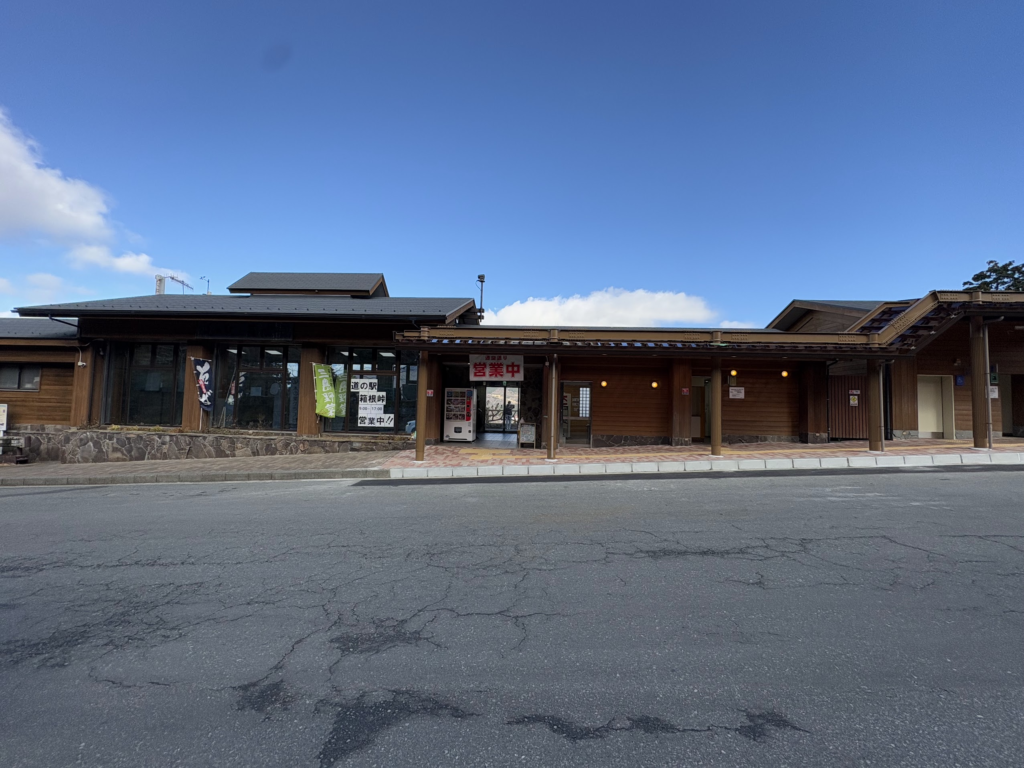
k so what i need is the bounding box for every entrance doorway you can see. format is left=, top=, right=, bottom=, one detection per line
left=916, top=375, right=954, bottom=439
left=484, top=382, right=520, bottom=433
left=561, top=381, right=592, bottom=445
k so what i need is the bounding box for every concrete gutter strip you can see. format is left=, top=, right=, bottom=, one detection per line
left=0, top=453, right=1020, bottom=487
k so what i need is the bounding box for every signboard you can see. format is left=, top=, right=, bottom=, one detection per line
left=426, top=389, right=434, bottom=397
left=680, top=387, right=690, bottom=395
left=469, top=354, right=524, bottom=381
left=350, top=377, right=378, bottom=392
left=518, top=422, right=536, bottom=448
left=955, top=375, right=965, bottom=386
left=192, top=358, right=214, bottom=412
left=849, top=389, right=860, bottom=395
left=312, top=364, right=336, bottom=418
left=989, top=386, right=999, bottom=399
left=729, top=387, right=745, bottom=399
left=0, top=403, right=7, bottom=432
left=357, top=414, right=394, bottom=428
left=849, top=395, right=859, bottom=407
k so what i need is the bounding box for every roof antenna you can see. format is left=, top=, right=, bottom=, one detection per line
left=199, top=276, right=211, bottom=295
left=477, top=274, right=485, bottom=322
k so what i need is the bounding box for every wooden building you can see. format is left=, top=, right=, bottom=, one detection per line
left=3, top=275, right=1023, bottom=461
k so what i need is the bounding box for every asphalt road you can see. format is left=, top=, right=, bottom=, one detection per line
left=1, top=466, right=1022, bottom=767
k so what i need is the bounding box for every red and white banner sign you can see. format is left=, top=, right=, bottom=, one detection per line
left=469, top=354, right=524, bottom=381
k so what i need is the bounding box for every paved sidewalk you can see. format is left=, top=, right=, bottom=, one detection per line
left=0, top=452, right=392, bottom=486
left=383, top=438, right=1024, bottom=479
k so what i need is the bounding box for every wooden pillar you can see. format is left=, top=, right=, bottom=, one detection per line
left=710, top=357, right=722, bottom=456
left=296, top=345, right=324, bottom=436
left=969, top=316, right=989, bottom=448
left=1012, top=375, right=1024, bottom=438
left=547, top=354, right=559, bottom=460
left=867, top=359, right=883, bottom=452
left=69, top=345, right=97, bottom=428
left=181, top=343, right=213, bottom=432
left=797, top=361, right=828, bottom=444
left=415, top=350, right=429, bottom=461
left=670, top=358, right=692, bottom=446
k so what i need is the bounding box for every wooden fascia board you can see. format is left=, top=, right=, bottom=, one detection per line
left=0, top=338, right=79, bottom=347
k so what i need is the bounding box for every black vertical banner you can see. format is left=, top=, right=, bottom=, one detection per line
left=192, top=358, right=214, bottom=412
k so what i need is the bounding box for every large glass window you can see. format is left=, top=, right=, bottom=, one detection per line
left=0, top=365, right=41, bottom=391
left=213, top=344, right=300, bottom=430
left=102, top=343, right=186, bottom=426
left=324, top=347, right=415, bottom=433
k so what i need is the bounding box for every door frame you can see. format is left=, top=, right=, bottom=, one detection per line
left=559, top=380, right=592, bottom=446
left=916, top=374, right=955, bottom=440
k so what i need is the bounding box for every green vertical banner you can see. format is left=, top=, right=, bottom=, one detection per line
left=312, top=363, right=337, bottom=418
left=335, top=370, right=348, bottom=418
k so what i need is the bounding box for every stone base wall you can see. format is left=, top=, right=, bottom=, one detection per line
left=799, top=432, right=829, bottom=444
left=591, top=435, right=671, bottom=448
left=723, top=434, right=800, bottom=444
left=11, top=425, right=412, bottom=464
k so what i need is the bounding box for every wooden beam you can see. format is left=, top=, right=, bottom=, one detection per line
left=670, top=358, right=692, bottom=446
left=710, top=358, right=722, bottom=456
left=415, top=350, right=429, bottom=461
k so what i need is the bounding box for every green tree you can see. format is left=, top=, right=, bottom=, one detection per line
left=962, top=260, right=1024, bottom=292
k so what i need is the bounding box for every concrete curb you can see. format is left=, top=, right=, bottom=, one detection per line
left=0, top=467, right=391, bottom=487
left=384, top=452, right=1024, bottom=480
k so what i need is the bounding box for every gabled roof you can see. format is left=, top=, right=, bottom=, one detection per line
left=766, top=299, right=892, bottom=332
left=227, top=272, right=388, bottom=296
left=14, top=294, right=476, bottom=325
left=0, top=317, right=78, bottom=340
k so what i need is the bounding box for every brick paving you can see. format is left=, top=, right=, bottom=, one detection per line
left=383, top=437, right=1024, bottom=468
left=0, top=451, right=390, bottom=486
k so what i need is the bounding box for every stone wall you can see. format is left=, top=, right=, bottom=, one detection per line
left=11, top=426, right=412, bottom=464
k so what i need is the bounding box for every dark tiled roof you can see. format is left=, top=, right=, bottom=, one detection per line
left=226, top=272, right=385, bottom=293
left=15, top=294, right=475, bottom=323
left=795, top=300, right=889, bottom=312
left=0, top=317, right=78, bottom=340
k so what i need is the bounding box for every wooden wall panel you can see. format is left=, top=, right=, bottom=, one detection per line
left=722, top=367, right=799, bottom=437
left=559, top=358, right=672, bottom=438
left=0, top=349, right=77, bottom=363
left=829, top=375, right=869, bottom=439
left=798, top=361, right=828, bottom=441
left=296, top=345, right=325, bottom=436
left=988, top=323, right=1024, bottom=375
left=2, top=365, right=74, bottom=426
left=1013, top=376, right=1024, bottom=433
left=891, top=358, right=918, bottom=433
left=425, top=356, right=442, bottom=442
left=949, top=373, right=1001, bottom=433
left=670, top=359, right=692, bottom=444
left=69, top=345, right=95, bottom=427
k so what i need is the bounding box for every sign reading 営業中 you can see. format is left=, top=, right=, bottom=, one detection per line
left=729, top=387, right=745, bottom=399
left=469, top=355, right=524, bottom=381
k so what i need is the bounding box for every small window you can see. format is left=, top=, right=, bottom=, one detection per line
left=0, top=365, right=42, bottom=391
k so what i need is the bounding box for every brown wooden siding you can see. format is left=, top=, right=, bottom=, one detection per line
left=829, top=375, right=868, bottom=439
left=890, top=358, right=918, bottom=433
left=2, top=365, right=74, bottom=425
left=559, top=359, right=672, bottom=438
left=722, top=365, right=799, bottom=437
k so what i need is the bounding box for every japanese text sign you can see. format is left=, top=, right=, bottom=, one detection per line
left=469, top=354, right=524, bottom=381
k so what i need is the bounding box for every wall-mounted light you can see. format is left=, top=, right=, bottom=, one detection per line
left=781, top=370, right=789, bottom=378
left=730, top=369, right=738, bottom=377
left=651, top=381, right=659, bottom=389
left=600, top=380, right=608, bottom=387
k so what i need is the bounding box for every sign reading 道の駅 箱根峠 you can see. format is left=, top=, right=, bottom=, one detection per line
left=469, top=355, right=524, bottom=381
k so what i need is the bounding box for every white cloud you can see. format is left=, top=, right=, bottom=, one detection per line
left=719, top=320, right=757, bottom=328
left=484, top=287, right=716, bottom=327
left=0, top=277, right=14, bottom=294
left=19, top=273, right=92, bottom=305
left=67, top=244, right=183, bottom=279
left=0, top=109, right=111, bottom=243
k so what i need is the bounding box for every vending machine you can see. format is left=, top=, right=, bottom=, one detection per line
left=443, top=388, right=477, bottom=442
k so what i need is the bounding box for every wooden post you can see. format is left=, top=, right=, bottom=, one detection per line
left=710, top=357, right=722, bottom=456
left=970, top=316, right=989, bottom=448
left=797, top=361, right=828, bottom=444
left=547, top=354, right=559, bottom=460
left=867, top=359, right=883, bottom=452
left=415, top=350, right=429, bottom=462
left=69, top=345, right=97, bottom=428
left=181, top=343, right=213, bottom=432
left=670, top=358, right=692, bottom=446
left=296, top=346, right=325, bottom=436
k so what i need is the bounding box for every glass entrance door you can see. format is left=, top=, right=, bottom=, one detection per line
left=484, top=383, right=520, bottom=433
left=561, top=382, right=592, bottom=445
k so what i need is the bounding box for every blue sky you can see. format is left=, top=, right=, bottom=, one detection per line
left=1, top=1, right=1021, bottom=326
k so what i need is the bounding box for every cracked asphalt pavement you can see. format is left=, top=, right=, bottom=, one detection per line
left=1, top=467, right=1022, bottom=767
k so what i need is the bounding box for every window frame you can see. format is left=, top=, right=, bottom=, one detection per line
left=0, top=364, right=42, bottom=392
